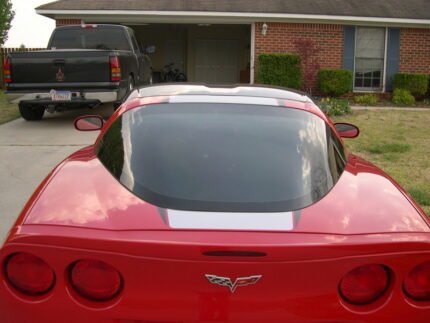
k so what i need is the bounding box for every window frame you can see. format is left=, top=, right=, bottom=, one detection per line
left=96, top=103, right=347, bottom=213
left=50, top=26, right=132, bottom=51
left=353, top=26, right=388, bottom=93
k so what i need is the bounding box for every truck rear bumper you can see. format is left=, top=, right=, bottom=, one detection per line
left=6, top=90, right=118, bottom=105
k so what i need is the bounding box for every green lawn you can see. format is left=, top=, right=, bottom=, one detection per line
left=0, top=91, right=19, bottom=124
left=333, top=110, right=430, bottom=216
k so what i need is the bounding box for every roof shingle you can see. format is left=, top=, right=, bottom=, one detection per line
left=37, top=0, right=430, bottom=20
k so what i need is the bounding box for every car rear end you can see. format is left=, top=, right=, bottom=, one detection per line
left=2, top=87, right=430, bottom=321
left=1, top=228, right=430, bottom=322
left=5, top=50, right=119, bottom=107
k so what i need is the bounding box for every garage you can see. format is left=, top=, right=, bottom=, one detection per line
left=115, top=23, right=251, bottom=84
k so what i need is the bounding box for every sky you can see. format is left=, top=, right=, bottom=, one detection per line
left=5, top=0, right=56, bottom=48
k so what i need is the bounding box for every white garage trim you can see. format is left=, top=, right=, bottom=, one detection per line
left=250, top=23, right=256, bottom=84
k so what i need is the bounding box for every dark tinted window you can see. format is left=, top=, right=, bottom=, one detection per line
left=97, top=103, right=346, bottom=212
left=50, top=27, right=131, bottom=51
left=128, top=28, right=140, bottom=52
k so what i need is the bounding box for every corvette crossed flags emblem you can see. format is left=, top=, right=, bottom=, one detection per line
left=205, top=274, right=262, bottom=293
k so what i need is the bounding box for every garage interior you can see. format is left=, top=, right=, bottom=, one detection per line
left=127, top=24, right=251, bottom=84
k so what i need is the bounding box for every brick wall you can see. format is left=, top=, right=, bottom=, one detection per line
left=56, top=19, right=82, bottom=27
left=400, top=28, right=430, bottom=74
left=254, top=22, right=344, bottom=88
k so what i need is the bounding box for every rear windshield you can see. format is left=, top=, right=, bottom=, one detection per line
left=49, top=27, right=130, bottom=51
left=96, top=103, right=346, bottom=212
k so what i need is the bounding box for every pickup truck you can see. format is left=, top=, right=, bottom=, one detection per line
left=5, top=24, right=153, bottom=120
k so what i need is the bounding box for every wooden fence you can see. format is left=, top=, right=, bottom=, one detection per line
left=0, top=47, right=44, bottom=89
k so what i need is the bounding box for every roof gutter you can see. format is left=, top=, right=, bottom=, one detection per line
left=36, top=9, right=430, bottom=27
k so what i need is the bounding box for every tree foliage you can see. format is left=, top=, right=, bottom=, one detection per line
left=294, top=39, right=320, bottom=94
left=0, top=0, right=14, bottom=46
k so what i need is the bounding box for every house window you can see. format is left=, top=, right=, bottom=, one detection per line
left=354, top=27, right=386, bottom=91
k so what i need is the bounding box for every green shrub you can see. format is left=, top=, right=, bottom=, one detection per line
left=393, top=73, right=429, bottom=97
left=319, top=98, right=351, bottom=116
left=257, top=53, right=302, bottom=89
left=392, top=89, right=415, bottom=106
left=317, top=69, right=353, bottom=97
left=353, top=94, right=379, bottom=106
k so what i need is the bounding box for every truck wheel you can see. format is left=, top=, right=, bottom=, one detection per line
left=19, top=104, right=45, bottom=121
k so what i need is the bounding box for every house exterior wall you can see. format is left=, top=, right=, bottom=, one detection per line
left=400, top=28, right=430, bottom=74
left=254, top=22, right=344, bottom=69
left=254, top=22, right=430, bottom=92
left=254, top=22, right=344, bottom=90
left=56, top=19, right=82, bottom=26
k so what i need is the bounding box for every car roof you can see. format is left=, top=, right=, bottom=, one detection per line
left=127, top=84, right=327, bottom=120
left=137, top=84, right=312, bottom=103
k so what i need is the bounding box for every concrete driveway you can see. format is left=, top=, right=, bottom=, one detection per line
left=0, top=105, right=113, bottom=241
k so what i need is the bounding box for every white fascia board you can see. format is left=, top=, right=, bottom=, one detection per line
left=36, top=9, right=430, bottom=27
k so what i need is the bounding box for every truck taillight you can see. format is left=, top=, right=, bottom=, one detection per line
left=110, top=56, right=121, bottom=82
left=3, top=56, right=11, bottom=83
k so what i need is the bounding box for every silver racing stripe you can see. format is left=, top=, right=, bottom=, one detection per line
left=169, top=95, right=280, bottom=106
left=167, top=209, right=294, bottom=231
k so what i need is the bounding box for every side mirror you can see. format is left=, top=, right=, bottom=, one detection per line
left=74, top=115, right=104, bottom=131
left=334, top=123, right=360, bottom=138
left=145, top=45, right=156, bottom=54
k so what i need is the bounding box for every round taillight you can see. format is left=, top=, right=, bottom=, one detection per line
left=5, top=253, right=55, bottom=296
left=70, top=260, right=122, bottom=301
left=404, top=262, right=430, bottom=301
left=339, top=264, right=389, bottom=305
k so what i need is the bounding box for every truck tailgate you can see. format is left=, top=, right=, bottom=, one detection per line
left=10, top=49, right=111, bottom=84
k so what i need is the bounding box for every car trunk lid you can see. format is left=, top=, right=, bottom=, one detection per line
left=23, top=150, right=430, bottom=235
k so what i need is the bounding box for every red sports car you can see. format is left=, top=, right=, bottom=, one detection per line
left=1, top=85, right=429, bottom=322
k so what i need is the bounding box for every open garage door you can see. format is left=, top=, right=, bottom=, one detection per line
left=127, top=24, right=251, bottom=84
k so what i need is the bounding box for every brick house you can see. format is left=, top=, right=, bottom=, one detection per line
left=37, top=0, right=430, bottom=93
